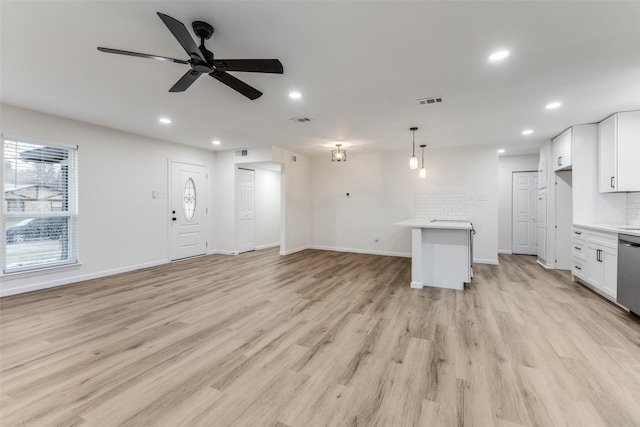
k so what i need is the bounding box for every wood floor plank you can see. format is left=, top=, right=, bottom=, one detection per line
left=1, top=250, right=640, bottom=426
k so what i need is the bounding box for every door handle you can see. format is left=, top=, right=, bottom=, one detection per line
left=558, top=156, right=562, bottom=166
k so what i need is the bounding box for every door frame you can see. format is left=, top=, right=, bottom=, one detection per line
left=512, top=170, right=538, bottom=255
left=235, top=166, right=256, bottom=254
left=168, top=160, right=209, bottom=261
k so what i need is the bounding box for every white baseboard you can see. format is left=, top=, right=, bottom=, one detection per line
left=498, top=249, right=513, bottom=255
left=279, top=245, right=310, bottom=256
left=208, top=249, right=237, bottom=256
left=0, top=259, right=169, bottom=297
left=474, top=258, right=499, bottom=265
left=308, top=245, right=411, bottom=258
left=256, top=242, right=280, bottom=251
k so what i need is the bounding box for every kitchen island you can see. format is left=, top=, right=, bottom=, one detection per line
left=394, top=219, right=473, bottom=290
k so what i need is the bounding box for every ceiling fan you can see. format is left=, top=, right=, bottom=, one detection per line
left=98, top=12, right=283, bottom=100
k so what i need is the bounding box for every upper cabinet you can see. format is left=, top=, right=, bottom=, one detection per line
left=598, top=111, right=640, bottom=193
left=552, top=128, right=573, bottom=171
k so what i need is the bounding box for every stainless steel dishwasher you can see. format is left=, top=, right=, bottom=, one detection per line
left=618, top=234, right=640, bottom=316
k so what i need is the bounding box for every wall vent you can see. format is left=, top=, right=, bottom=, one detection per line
left=235, top=149, right=248, bottom=157
left=291, top=155, right=297, bottom=162
left=289, top=117, right=312, bottom=123
left=417, top=97, right=444, bottom=106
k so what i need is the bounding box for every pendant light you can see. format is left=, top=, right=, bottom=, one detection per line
left=331, top=143, right=346, bottom=162
left=419, top=144, right=426, bottom=179
left=409, top=127, right=418, bottom=169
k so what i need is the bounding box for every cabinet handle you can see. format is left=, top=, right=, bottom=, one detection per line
left=574, top=246, right=581, bottom=251
left=596, top=249, right=603, bottom=262
left=558, top=156, right=562, bottom=166
left=611, top=177, right=615, bottom=188
left=574, top=231, right=582, bottom=235
left=575, top=266, right=582, bottom=270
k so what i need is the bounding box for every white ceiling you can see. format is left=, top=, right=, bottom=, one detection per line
left=2, top=1, right=639, bottom=158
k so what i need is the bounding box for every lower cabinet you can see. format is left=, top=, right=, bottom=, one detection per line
left=573, top=227, right=618, bottom=299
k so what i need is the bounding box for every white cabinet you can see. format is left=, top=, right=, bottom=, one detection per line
left=537, top=160, right=548, bottom=189
left=579, top=229, right=618, bottom=299
left=598, top=111, right=640, bottom=193
left=571, top=227, right=586, bottom=280
left=553, top=128, right=572, bottom=171
left=536, top=191, right=548, bottom=263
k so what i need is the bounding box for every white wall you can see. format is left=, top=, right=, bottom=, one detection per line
left=254, top=167, right=281, bottom=249
left=498, top=154, right=539, bottom=253
left=309, top=146, right=500, bottom=263
left=278, top=149, right=311, bottom=255
left=1, top=104, right=217, bottom=296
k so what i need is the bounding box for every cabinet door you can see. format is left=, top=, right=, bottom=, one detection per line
left=601, top=247, right=618, bottom=298
left=553, top=128, right=572, bottom=171
left=537, top=224, right=547, bottom=262
left=616, top=111, right=640, bottom=192
left=598, top=114, right=617, bottom=192
left=585, top=244, right=604, bottom=290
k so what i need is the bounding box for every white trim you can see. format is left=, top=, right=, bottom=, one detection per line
left=308, top=245, right=411, bottom=258
left=256, top=242, right=280, bottom=251
left=498, top=249, right=513, bottom=254
left=473, top=258, right=499, bottom=265
left=1, top=133, right=78, bottom=150
left=0, top=259, right=169, bottom=297
left=279, top=245, right=310, bottom=256
left=536, top=259, right=554, bottom=269
left=208, top=249, right=237, bottom=256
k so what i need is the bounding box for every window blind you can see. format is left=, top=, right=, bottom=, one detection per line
left=2, top=138, right=79, bottom=273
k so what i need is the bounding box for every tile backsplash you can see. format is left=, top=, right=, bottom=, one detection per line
left=628, top=192, right=640, bottom=225
left=415, top=190, right=469, bottom=220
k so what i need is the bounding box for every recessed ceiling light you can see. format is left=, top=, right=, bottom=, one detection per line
left=522, top=129, right=533, bottom=135
left=212, top=140, right=221, bottom=146
left=289, top=92, right=301, bottom=99
left=497, top=148, right=506, bottom=154
left=545, top=102, right=562, bottom=110
left=489, top=50, right=509, bottom=61
left=159, top=117, right=171, bottom=124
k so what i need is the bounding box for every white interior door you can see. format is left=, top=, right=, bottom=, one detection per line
left=238, top=168, right=255, bottom=253
left=512, top=171, right=537, bottom=255
left=170, top=162, right=208, bottom=260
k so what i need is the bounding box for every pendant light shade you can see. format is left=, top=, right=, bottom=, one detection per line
left=331, top=143, right=346, bottom=162
left=419, top=144, right=426, bottom=179
left=409, top=127, right=418, bottom=169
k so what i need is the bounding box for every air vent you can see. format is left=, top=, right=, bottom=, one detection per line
left=417, top=97, right=444, bottom=106
left=289, top=117, right=312, bottom=123
left=291, top=155, right=297, bottom=162
left=235, top=149, right=248, bottom=157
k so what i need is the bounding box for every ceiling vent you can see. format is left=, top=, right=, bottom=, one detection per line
left=417, top=97, right=444, bottom=106
left=289, top=117, right=312, bottom=123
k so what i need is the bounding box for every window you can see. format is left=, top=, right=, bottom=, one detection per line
left=2, top=139, right=78, bottom=273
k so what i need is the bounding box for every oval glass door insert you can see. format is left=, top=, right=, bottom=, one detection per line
left=183, top=178, right=196, bottom=221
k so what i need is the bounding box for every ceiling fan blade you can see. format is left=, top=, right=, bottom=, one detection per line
left=213, top=59, right=284, bottom=74
left=169, top=70, right=202, bottom=92
left=97, top=47, right=188, bottom=64
left=209, top=70, right=262, bottom=100
left=156, top=12, right=207, bottom=64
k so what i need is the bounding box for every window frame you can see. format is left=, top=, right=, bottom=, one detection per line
left=2, top=137, right=79, bottom=275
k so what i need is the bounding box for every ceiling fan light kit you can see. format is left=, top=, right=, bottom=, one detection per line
left=97, top=12, right=283, bottom=100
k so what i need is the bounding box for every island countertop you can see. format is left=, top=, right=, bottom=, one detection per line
left=393, top=219, right=472, bottom=230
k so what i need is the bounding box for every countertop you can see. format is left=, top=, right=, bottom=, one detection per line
left=574, top=223, right=640, bottom=237
left=393, top=219, right=472, bottom=230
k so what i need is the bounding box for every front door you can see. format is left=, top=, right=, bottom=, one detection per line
left=170, top=162, right=208, bottom=260
left=238, top=168, right=255, bottom=253
left=512, top=171, right=537, bottom=255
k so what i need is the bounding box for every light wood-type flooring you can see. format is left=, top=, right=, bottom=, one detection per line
left=1, top=249, right=640, bottom=426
